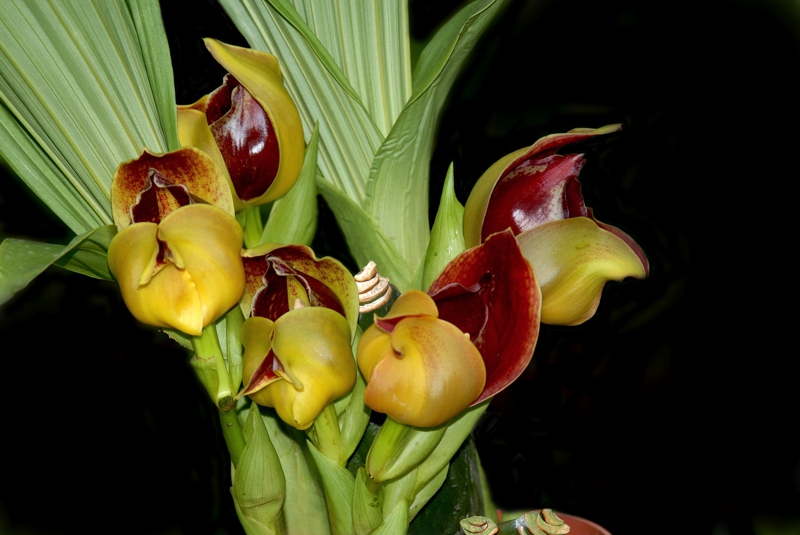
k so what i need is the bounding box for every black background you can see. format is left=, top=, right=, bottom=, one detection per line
left=1, top=0, right=798, bottom=534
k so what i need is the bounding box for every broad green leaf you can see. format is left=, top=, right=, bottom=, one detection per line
left=364, top=0, right=504, bottom=289
left=0, top=0, right=176, bottom=234
left=316, top=179, right=413, bottom=291
left=232, top=406, right=286, bottom=535
left=352, top=468, right=383, bottom=535
left=125, top=0, right=180, bottom=152
left=0, top=104, right=109, bottom=234
left=291, top=0, right=412, bottom=136
left=308, top=440, right=355, bottom=535
left=262, top=411, right=331, bottom=535
left=261, top=122, right=320, bottom=246
left=219, top=0, right=383, bottom=203
left=422, top=163, right=466, bottom=291
left=0, top=225, right=116, bottom=305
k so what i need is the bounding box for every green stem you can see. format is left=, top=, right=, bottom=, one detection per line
left=219, top=406, right=245, bottom=467
left=366, top=417, right=410, bottom=480
left=243, top=205, right=263, bottom=249
left=191, top=325, right=245, bottom=466
left=313, top=403, right=343, bottom=465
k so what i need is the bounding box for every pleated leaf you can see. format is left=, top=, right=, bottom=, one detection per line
left=0, top=0, right=178, bottom=235
left=364, top=0, right=504, bottom=290
left=289, top=0, right=411, bottom=137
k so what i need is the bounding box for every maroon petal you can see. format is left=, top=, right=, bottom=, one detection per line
left=482, top=153, right=588, bottom=240
left=428, top=230, right=541, bottom=403
left=210, top=83, right=280, bottom=201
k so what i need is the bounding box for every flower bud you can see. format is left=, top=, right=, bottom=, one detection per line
left=463, top=125, right=648, bottom=325
left=178, top=39, right=304, bottom=210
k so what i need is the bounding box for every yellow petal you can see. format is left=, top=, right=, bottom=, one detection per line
left=240, top=316, right=278, bottom=396
left=375, top=289, right=439, bottom=322
left=157, top=205, right=245, bottom=332
left=359, top=316, right=485, bottom=427
left=204, top=39, right=305, bottom=205
left=176, top=107, right=243, bottom=210
left=516, top=217, right=647, bottom=326
left=108, top=222, right=204, bottom=334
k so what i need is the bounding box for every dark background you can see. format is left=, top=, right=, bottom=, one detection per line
left=1, top=0, right=798, bottom=534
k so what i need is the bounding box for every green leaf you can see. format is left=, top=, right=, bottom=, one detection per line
left=372, top=424, right=447, bottom=482
left=233, top=406, right=286, bottom=535
left=308, top=440, right=355, bottom=535
left=352, top=468, right=383, bottom=535
left=370, top=498, right=409, bottom=535
left=217, top=306, right=246, bottom=394
left=126, top=0, right=180, bottom=152
left=219, top=0, right=383, bottom=203
left=0, top=104, right=109, bottom=234
left=0, top=0, right=175, bottom=233
left=364, top=0, right=504, bottom=290
left=0, top=225, right=116, bottom=305
left=413, top=400, right=489, bottom=495
left=338, top=368, right=371, bottom=466
left=422, top=163, right=466, bottom=291
left=380, top=466, right=417, bottom=521
left=408, top=436, right=484, bottom=534
left=261, top=122, right=320, bottom=246
left=316, top=179, right=413, bottom=291
left=288, top=0, right=411, bottom=136
left=262, top=411, right=331, bottom=535
left=53, top=225, right=117, bottom=280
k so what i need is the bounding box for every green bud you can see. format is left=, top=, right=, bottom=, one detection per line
left=422, top=163, right=466, bottom=291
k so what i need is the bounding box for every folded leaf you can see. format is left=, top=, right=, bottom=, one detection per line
left=0, top=225, right=117, bottom=305
left=261, top=122, right=320, bottom=246
left=423, top=163, right=466, bottom=291
left=308, top=440, right=355, bottom=535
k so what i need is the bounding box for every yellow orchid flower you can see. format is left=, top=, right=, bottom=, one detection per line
left=107, top=148, right=244, bottom=336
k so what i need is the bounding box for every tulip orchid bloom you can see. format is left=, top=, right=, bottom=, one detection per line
left=238, top=244, right=360, bottom=430
left=107, top=148, right=244, bottom=336
left=358, top=231, right=541, bottom=427
left=177, top=39, right=305, bottom=210
left=464, top=124, right=649, bottom=326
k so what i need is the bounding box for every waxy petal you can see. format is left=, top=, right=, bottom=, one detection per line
left=481, top=153, right=588, bottom=240
left=516, top=217, right=647, bottom=326
left=241, top=308, right=355, bottom=430
left=111, top=148, right=234, bottom=230
left=463, top=124, right=621, bottom=248
left=241, top=244, right=359, bottom=339
left=372, top=288, right=439, bottom=332
left=108, top=204, right=244, bottom=335
left=358, top=310, right=485, bottom=428
left=428, top=230, right=540, bottom=404
left=204, top=39, right=305, bottom=206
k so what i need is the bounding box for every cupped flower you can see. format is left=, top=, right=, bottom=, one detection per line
left=357, top=231, right=540, bottom=427
left=241, top=243, right=360, bottom=339
left=463, top=125, right=648, bottom=325
left=239, top=307, right=355, bottom=430
left=107, top=148, right=244, bottom=336
left=177, top=39, right=304, bottom=210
